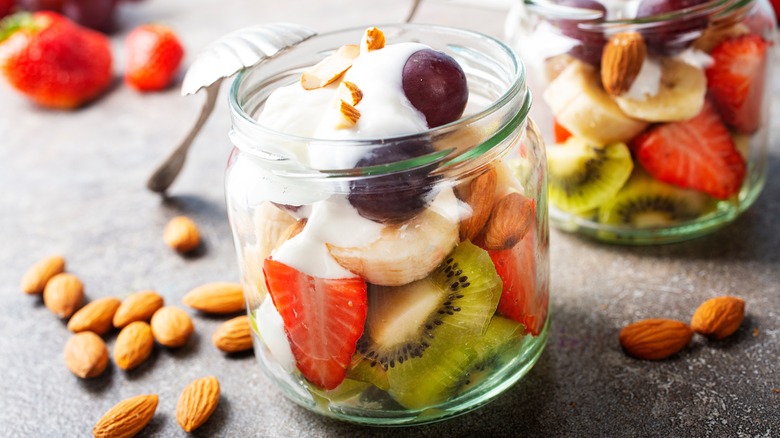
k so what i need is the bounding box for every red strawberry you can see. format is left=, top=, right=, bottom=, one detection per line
left=263, top=258, right=367, bottom=390
left=553, top=118, right=572, bottom=144
left=632, top=101, right=746, bottom=199
left=484, top=206, right=548, bottom=336
left=0, top=12, right=112, bottom=109
left=0, top=0, right=15, bottom=19
left=125, top=24, right=184, bottom=91
left=705, top=34, right=769, bottom=133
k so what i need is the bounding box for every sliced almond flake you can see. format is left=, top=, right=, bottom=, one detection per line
left=335, top=100, right=361, bottom=129
left=360, top=27, right=386, bottom=54
left=338, top=81, right=363, bottom=106
left=301, top=44, right=360, bottom=90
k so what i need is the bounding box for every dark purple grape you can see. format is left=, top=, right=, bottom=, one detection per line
left=553, top=0, right=607, bottom=66
left=348, top=139, right=437, bottom=223
left=62, top=0, right=116, bottom=33
left=402, top=49, right=468, bottom=129
left=636, top=0, right=710, bottom=54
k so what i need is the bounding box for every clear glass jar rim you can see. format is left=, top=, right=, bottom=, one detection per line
left=227, top=23, right=528, bottom=148
left=526, top=0, right=750, bottom=29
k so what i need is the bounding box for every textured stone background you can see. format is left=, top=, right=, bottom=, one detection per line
left=0, top=0, right=778, bottom=436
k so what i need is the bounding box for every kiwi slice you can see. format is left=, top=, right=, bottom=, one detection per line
left=386, top=316, right=523, bottom=409
left=598, top=169, right=716, bottom=227
left=547, top=137, right=633, bottom=213
left=356, top=240, right=501, bottom=372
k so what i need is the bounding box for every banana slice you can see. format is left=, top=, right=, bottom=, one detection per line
left=543, top=60, right=648, bottom=146
left=326, top=193, right=459, bottom=287
left=614, top=58, right=706, bottom=123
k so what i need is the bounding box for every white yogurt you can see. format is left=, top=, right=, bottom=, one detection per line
left=256, top=41, right=436, bottom=279
left=623, top=56, right=663, bottom=101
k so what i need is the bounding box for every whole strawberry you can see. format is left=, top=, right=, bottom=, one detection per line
left=0, top=12, right=112, bottom=109
left=0, top=0, right=14, bottom=18
left=125, top=24, right=184, bottom=91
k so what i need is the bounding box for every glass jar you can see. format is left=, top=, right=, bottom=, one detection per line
left=506, top=0, right=776, bottom=244
left=225, top=24, right=549, bottom=425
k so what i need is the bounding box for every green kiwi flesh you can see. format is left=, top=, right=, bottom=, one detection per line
left=598, top=169, right=716, bottom=227
left=386, top=315, right=523, bottom=409
left=355, top=240, right=502, bottom=373
left=547, top=137, right=633, bottom=213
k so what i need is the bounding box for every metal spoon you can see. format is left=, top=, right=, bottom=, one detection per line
left=145, top=23, right=318, bottom=194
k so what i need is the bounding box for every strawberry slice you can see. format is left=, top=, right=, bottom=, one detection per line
left=263, top=258, right=367, bottom=390
left=705, top=34, right=769, bottom=133
left=484, top=212, right=548, bottom=336
left=553, top=118, right=572, bottom=144
left=631, top=101, right=746, bottom=199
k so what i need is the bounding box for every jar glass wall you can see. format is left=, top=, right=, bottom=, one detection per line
left=225, top=25, right=549, bottom=425
left=506, top=0, right=776, bottom=244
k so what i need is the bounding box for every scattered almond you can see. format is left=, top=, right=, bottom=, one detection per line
left=64, top=332, right=109, bottom=379
left=67, top=297, right=121, bottom=335
left=93, top=394, right=158, bottom=438
left=455, top=168, right=497, bottom=242
left=150, top=306, right=194, bottom=348
left=212, top=315, right=253, bottom=353
left=21, top=255, right=65, bottom=294
left=619, top=318, right=693, bottom=360
left=335, top=100, right=361, bottom=129
left=601, top=32, right=647, bottom=96
left=301, top=44, right=360, bottom=90
left=183, top=282, right=245, bottom=315
left=113, top=290, right=164, bottom=329
left=43, top=273, right=84, bottom=319
left=690, top=296, right=745, bottom=340
left=163, top=216, right=201, bottom=253
left=176, top=376, right=221, bottom=432
left=360, top=27, right=385, bottom=53
left=480, top=192, right=534, bottom=251
left=114, top=321, right=154, bottom=371
left=338, top=81, right=363, bottom=106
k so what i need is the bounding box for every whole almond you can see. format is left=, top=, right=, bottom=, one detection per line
left=164, top=216, right=201, bottom=253
left=176, top=376, right=220, bottom=432
left=480, top=192, right=534, bottom=251
left=113, top=290, right=164, bottom=328
left=64, top=332, right=109, bottom=378
left=601, top=32, right=647, bottom=96
left=114, top=321, right=154, bottom=371
left=68, top=297, right=122, bottom=335
left=150, top=306, right=194, bottom=348
left=93, top=394, right=158, bottom=438
left=619, top=318, right=693, bottom=360
left=691, top=296, right=745, bottom=340
left=21, top=255, right=65, bottom=294
left=213, top=315, right=253, bottom=353
left=183, top=282, right=245, bottom=314
left=455, top=168, right=497, bottom=242
left=43, top=273, right=84, bottom=319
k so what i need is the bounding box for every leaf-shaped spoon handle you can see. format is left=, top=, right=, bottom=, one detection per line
left=146, top=23, right=317, bottom=194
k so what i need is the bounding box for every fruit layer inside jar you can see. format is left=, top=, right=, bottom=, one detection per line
left=524, top=0, right=771, bottom=229
left=241, top=27, right=548, bottom=409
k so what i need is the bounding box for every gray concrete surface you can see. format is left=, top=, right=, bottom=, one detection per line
left=1, top=0, right=778, bottom=436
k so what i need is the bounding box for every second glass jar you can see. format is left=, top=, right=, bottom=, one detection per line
left=507, top=0, right=776, bottom=244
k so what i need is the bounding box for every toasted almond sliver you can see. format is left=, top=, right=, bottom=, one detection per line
left=361, top=27, right=386, bottom=54
left=338, top=81, right=363, bottom=106
left=301, top=44, right=360, bottom=90
left=335, top=100, right=361, bottom=129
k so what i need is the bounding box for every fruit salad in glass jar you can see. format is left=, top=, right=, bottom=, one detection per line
left=224, top=25, right=549, bottom=425
left=506, top=0, right=776, bottom=243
